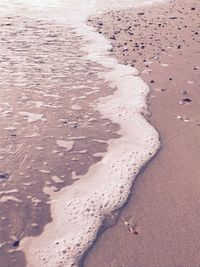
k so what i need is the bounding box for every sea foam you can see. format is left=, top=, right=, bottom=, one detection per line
left=16, top=0, right=163, bottom=266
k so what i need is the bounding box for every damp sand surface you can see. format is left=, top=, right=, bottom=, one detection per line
left=85, top=1, right=200, bottom=267
left=0, top=5, right=121, bottom=267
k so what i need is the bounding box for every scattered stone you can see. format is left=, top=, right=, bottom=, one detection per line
left=12, top=240, right=20, bottom=247
left=0, top=172, right=9, bottom=180
left=182, top=98, right=192, bottom=103
left=178, top=98, right=192, bottom=105
left=183, top=117, right=190, bottom=122
left=4, top=23, right=12, bottom=26
left=110, top=35, right=116, bottom=40
left=31, top=223, right=39, bottom=228
left=133, top=230, right=139, bottom=235
left=181, top=90, right=188, bottom=94
left=123, top=47, right=128, bottom=52
left=177, top=116, right=190, bottom=122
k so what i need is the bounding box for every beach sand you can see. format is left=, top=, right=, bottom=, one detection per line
left=84, top=0, right=200, bottom=266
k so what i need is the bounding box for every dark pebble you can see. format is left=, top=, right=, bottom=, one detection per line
left=13, top=240, right=20, bottom=247
left=0, top=172, right=9, bottom=180
left=181, top=90, right=188, bottom=94
left=110, top=35, right=116, bottom=40
left=183, top=98, right=192, bottom=103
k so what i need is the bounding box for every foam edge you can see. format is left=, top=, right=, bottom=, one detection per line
left=20, top=14, right=160, bottom=267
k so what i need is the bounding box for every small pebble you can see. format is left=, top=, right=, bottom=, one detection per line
left=182, top=98, right=192, bottom=103
left=12, top=240, right=20, bottom=247
left=0, top=172, right=9, bottom=180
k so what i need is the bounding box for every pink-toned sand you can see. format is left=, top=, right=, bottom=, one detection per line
left=85, top=1, right=200, bottom=266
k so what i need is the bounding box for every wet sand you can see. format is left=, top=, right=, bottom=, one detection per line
left=85, top=0, right=200, bottom=266
left=0, top=7, right=120, bottom=266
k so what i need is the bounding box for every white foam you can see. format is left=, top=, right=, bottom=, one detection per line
left=56, top=140, right=74, bottom=151
left=0, top=189, right=19, bottom=196
left=51, top=176, right=64, bottom=184
left=39, top=170, right=51, bottom=174
left=0, top=196, right=22, bottom=203
left=19, top=112, right=45, bottom=123
left=28, top=101, right=44, bottom=108
left=16, top=0, right=164, bottom=266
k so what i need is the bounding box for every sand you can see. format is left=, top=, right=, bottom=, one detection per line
left=84, top=0, right=200, bottom=266
left=1, top=0, right=200, bottom=266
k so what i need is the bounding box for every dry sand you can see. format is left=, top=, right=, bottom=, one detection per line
left=84, top=0, right=200, bottom=266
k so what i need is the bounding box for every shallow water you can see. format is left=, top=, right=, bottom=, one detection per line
left=0, top=0, right=162, bottom=266
left=0, top=4, right=121, bottom=266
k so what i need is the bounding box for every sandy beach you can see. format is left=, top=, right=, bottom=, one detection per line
left=84, top=0, right=200, bottom=266
left=0, top=0, right=200, bottom=266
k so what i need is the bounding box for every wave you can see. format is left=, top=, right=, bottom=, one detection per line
left=17, top=0, right=162, bottom=266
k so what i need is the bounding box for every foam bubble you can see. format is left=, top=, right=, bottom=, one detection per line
left=56, top=140, right=74, bottom=151
left=19, top=111, right=45, bottom=123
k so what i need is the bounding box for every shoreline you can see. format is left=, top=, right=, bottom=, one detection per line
left=19, top=1, right=161, bottom=267
left=84, top=0, right=200, bottom=266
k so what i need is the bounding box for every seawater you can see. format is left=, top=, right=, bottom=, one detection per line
left=0, top=0, right=163, bottom=266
